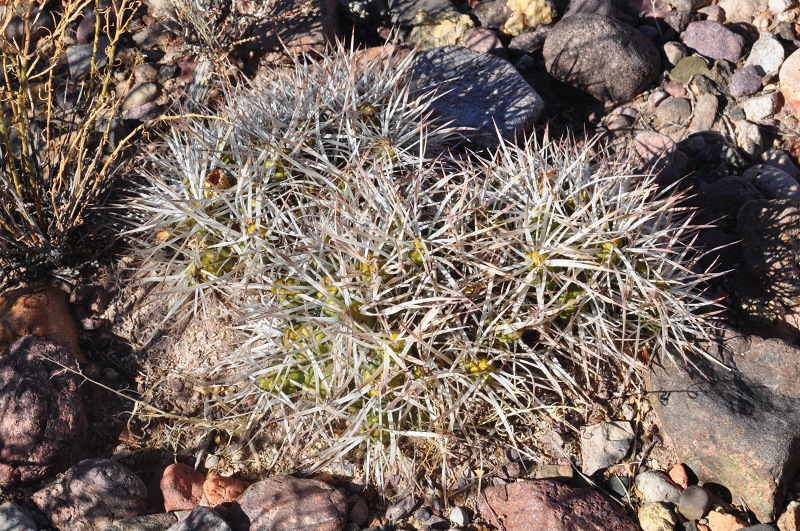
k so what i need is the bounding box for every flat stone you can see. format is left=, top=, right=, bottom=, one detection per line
left=122, top=82, right=161, bottom=111
left=411, top=45, right=543, bottom=146
left=229, top=476, right=347, bottom=531
left=33, top=458, right=147, bottom=531
left=543, top=13, right=660, bottom=103
left=580, top=421, right=635, bottom=475
left=0, top=336, right=86, bottom=485
left=745, top=32, right=785, bottom=75
left=0, top=286, right=85, bottom=363
left=735, top=119, right=764, bottom=158
left=0, top=501, right=37, bottom=531
left=688, top=93, right=719, bottom=131
left=741, top=92, right=780, bottom=122
left=780, top=48, right=800, bottom=120
left=166, top=507, right=231, bottom=531
left=478, top=480, right=639, bottom=530
left=647, top=328, right=800, bottom=522
left=160, top=464, right=205, bottom=512
left=681, top=21, right=745, bottom=62
left=670, top=55, right=710, bottom=84
left=634, top=471, right=681, bottom=504
left=729, top=65, right=763, bottom=98
left=66, top=37, right=111, bottom=78
left=202, top=475, right=250, bottom=506
left=707, top=511, right=748, bottom=530
left=638, top=502, right=679, bottom=531
left=103, top=512, right=178, bottom=530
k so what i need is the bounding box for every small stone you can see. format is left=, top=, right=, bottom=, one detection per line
left=769, top=0, right=792, bottom=13
left=450, top=507, right=470, bottom=527
left=631, top=131, right=678, bottom=178
left=230, top=476, right=347, bottom=531
left=670, top=56, right=710, bottom=83
left=122, top=82, right=161, bottom=111
left=67, top=38, right=111, bottom=78
left=668, top=464, right=690, bottom=489
left=0, top=501, right=37, bottom=531
left=778, top=500, right=800, bottom=531
left=741, top=92, right=780, bottom=122
left=473, top=0, right=511, bottom=28
left=122, top=101, right=163, bottom=121
left=386, top=495, right=417, bottom=521
left=634, top=471, right=681, bottom=504
left=663, top=41, right=689, bottom=68
left=679, top=486, right=712, bottom=521
left=459, top=27, right=507, bottom=58
left=32, top=458, right=147, bottom=530
left=203, top=475, right=250, bottom=506
left=134, top=63, right=159, bottom=84
left=745, top=32, right=785, bottom=75
left=697, top=5, right=725, bottom=21
left=688, top=93, right=719, bottom=131
left=729, top=65, right=763, bottom=98
left=655, top=97, right=692, bottom=129
left=167, top=507, right=231, bottom=531
left=350, top=499, right=370, bottom=525
left=104, top=512, right=178, bottom=530
left=735, top=119, right=764, bottom=158
left=161, top=463, right=205, bottom=512
left=580, top=421, right=635, bottom=475
left=780, top=48, right=800, bottom=120
left=707, top=511, right=747, bottom=531
left=415, top=507, right=433, bottom=522
left=639, top=502, right=679, bottom=531
left=528, top=464, right=574, bottom=482
left=682, top=21, right=745, bottom=62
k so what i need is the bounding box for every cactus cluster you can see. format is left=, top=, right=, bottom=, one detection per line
left=125, top=44, right=718, bottom=488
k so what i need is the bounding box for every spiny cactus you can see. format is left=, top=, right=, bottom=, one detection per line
left=122, top=45, right=456, bottom=321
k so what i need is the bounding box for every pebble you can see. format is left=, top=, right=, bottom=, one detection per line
left=745, top=32, right=785, bottom=75
left=741, top=91, right=781, bottom=121
left=634, top=471, right=681, bottom=504
left=350, top=499, right=370, bottom=526
left=580, top=421, right=635, bottom=475
left=780, top=48, right=800, bottom=119
left=449, top=506, right=470, bottom=527
left=670, top=56, right=710, bottom=83
left=689, top=93, right=719, bottom=131
left=202, top=475, right=250, bottom=505
left=386, top=495, right=417, bottom=521
left=122, top=82, right=161, bottom=110
left=678, top=485, right=712, bottom=521
left=67, top=37, right=111, bottom=78
left=663, top=41, right=689, bottom=67
left=639, top=502, right=679, bottom=531
left=777, top=500, right=800, bottom=531
left=160, top=463, right=205, bottom=512
left=681, top=21, right=745, bottom=62
left=707, top=510, right=748, bottom=531
left=730, top=64, right=763, bottom=98
left=667, top=464, right=690, bottom=489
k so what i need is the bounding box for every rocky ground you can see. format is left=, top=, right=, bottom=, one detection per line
left=1, top=0, right=800, bottom=529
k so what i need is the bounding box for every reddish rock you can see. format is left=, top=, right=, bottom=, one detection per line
left=681, top=21, right=745, bottom=62
left=668, top=464, right=690, bottom=489
left=707, top=510, right=747, bottom=530
left=780, top=49, right=800, bottom=120
left=230, top=476, right=347, bottom=531
left=32, top=458, right=147, bottom=531
left=477, top=480, right=639, bottom=531
left=203, top=475, right=250, bottom=505
left=0, top=286, right=86, bottom=363
left=0, top=336, right=86, bottom=485
left=630, top=131, right=678, bottom=179
left=161, top=463, right=205, bottom=511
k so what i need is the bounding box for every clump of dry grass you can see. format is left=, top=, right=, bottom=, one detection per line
left=125, top=43, right=719, bottom=491
left=0, top=0, right=139, bottom=269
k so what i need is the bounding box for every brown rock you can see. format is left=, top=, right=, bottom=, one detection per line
left=0, top=286, right=86, bottom=363
left=780, top=49, right=800, bottom=120
left=0, top=336, right=86, bottom=485
left=230, top=475, right=347, bottom=531
left=778, top=501, right=800, bottom=531
left=668, top=464, right=690, bottom=489
left=32, top=458, right=147, bottom=531
left=161, top=463, right=205, bottom=511
left=203, top=475, right=250, bottom=505
left=706, top=510, right=746, bottom=531
left=477, top=480, right=639, bottom=531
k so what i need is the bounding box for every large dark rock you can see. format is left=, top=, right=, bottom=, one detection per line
left=543, top=14, right=660, bottom=104
left=33, top=458, right=148, bottom=530
left=647, top=329, right=800, bottom=522
left=0, top=336, right=86, bottom=485
left=230, top=475, right=347, bottom=531
left=478, top=480, right=639, bottom=530
left=411, top=45, right=544, bottom=146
